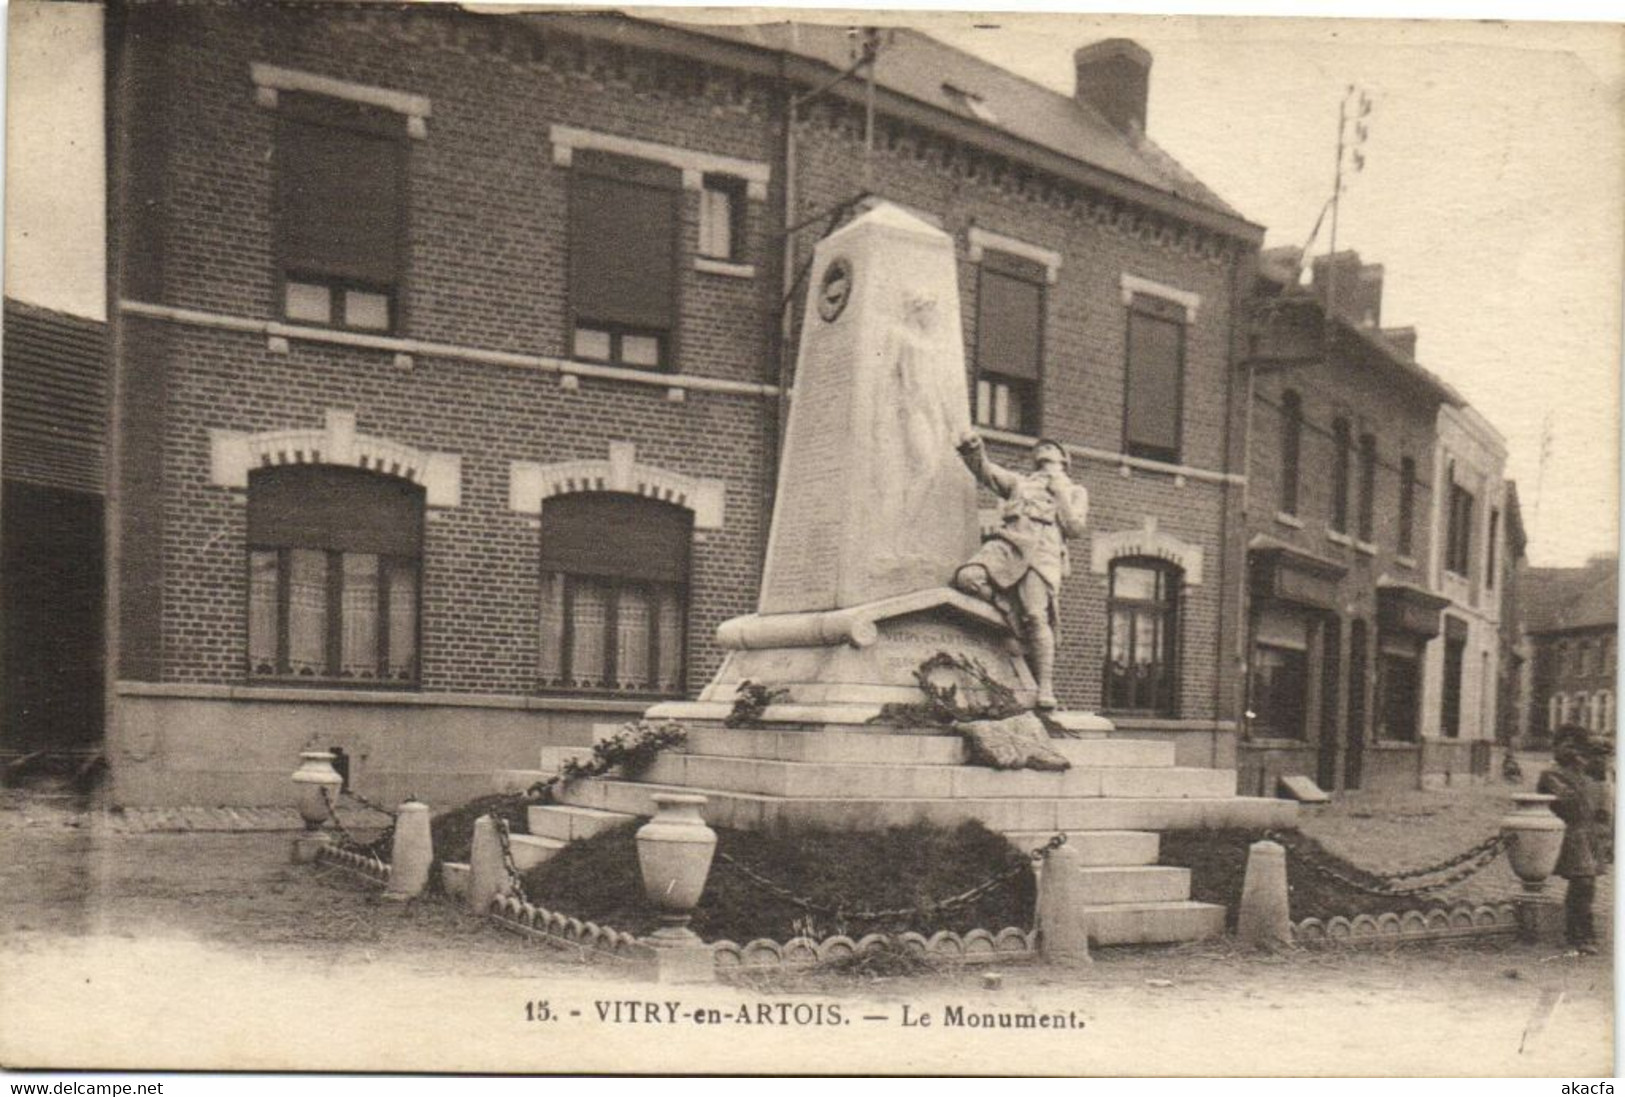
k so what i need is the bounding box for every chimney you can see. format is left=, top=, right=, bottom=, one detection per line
left=1311, top=250, right=1384, bottom=328
left=1382, top=326, right=1417, bottom=359
left=1073, top=39, right=1152, bottom=135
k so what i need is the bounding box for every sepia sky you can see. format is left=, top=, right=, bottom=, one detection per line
left=4, top=2, right=1620, bottom=566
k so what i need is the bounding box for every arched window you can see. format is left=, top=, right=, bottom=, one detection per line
left=1279, top=390, right=1301, bottom=516
left=1600, top=691, right=1615, bottom=734
left=1549, top=693, right=1565, bottom=733
left=1330, top=417, right=1351, bottom=534
left=1104, top=558, right=1180, bottom=715
left=538, top=493, right=691, bottom=696
left=1569, top=692, right=1587, bottom=726
left=247, top=465, right=423, bottom=683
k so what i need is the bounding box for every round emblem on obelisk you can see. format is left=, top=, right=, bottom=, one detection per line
left=817, top=257, right=853, bottom=322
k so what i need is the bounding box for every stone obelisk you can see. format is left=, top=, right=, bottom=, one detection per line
left=758, top=203, right=979, bottom=614
left=651, top=203, right=1037, bottom=726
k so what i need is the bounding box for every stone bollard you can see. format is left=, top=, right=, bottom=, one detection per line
left=1036, top=843, right=1092, bottom=965
left=1236, top=840, right=1292, bottom=949
left=467, top=814, right=510, bottom=916
left=384, top=799, right=433, bottom=902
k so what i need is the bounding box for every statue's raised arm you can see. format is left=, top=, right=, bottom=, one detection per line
left=956, top=430, right=1020, bottom=498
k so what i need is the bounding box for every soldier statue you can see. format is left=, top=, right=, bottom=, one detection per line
left=952, top=431, right=1088, bottom=711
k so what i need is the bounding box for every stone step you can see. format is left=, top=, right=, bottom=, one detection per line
left=642, top=704, right=1113, bottom=737
left=441, top=861, right=471, bottom=901
left=493, top=769, right=551, bottom=795
left=526, top=804, right=637, bottom=842
left=1081, top=901, right=1226, bottom=946
left=674, top=726, right=1175, bottom=769
left=553, top=777, right=1297, bottom=833
left=1074, top=866, right=1191, bottom=905
left=507, top=833, right=566, bottom=871
left=1005, top=829, right=1160, bottom=866
left=633, top=754, right=1232, bottom=800
left=538, top=746, right=592, bottom=774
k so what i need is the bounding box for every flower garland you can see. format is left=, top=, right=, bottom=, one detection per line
left=726, top=680, right=790, bottom=727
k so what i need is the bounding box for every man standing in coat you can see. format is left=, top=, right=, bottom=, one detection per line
left=1537, top=725, right=1607, bottom=954
left=952, top=432, right=1088, bottom=711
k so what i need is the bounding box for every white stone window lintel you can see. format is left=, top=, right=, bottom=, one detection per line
left=210, top=409, right=460, bottom=507
left=968, top=228, right=1062, bottom=284
left=1089, top=516, right=1205, bottom=586
left=250, top=63, right=431, bottom=138
left=549, top=124, right=770, bottom=200
left=509, top=441, right=725, bottom=531
left=1120, top=273, right=1201, bottom=321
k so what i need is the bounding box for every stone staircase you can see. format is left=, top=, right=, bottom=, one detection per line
left=492, top=723, right=1296, bottom=947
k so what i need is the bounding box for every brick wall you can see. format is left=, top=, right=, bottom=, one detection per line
left=116, top=6, right=1252, bottom=723
left=119, top=6, right=781, bottom=698
left=1249, top=356, right=1439, bottom=590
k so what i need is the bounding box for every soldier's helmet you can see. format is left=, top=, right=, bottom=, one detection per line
left=1032, top=438, right=1071, bottom=470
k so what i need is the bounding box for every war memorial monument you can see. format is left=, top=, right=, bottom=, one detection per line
left=511, top=203, right=1297, bottom=946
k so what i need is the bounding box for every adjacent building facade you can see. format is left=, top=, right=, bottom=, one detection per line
left=1418, top=403, right=1509, bottom=784
left=1239, top=249, right=1490, bottom=793
left=2, top=300, right=108, bottom=768
left=105, top=6, right=1264, bottom=805
left=1523, top=555, right=1618, bottom=744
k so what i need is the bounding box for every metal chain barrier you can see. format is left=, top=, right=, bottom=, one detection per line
left=340, top=787, right=398, bottom=821
left=320, top=787, right=394, bottom=858
left=715, top=833, right=1066, bottom=923
left=493, top=816, right=531, bottom=906
left=1267, top=828, right=1506, bottom=899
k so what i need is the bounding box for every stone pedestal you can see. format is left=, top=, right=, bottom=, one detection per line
left=384, top=799, right=433, bottom=901
left=1236, top=839, right=1292, bottom=949
left=1036, top=844, right=1092, bottom=965
left=290, top=833, right=332, bottom=864
left=1516, top=893, right=1564, bottom=944
left=467, top=814, right=510, bottom=916
left=631, top=935, right=717, bottom=984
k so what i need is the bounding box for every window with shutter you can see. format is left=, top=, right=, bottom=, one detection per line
left=1124, top=296, right=1186, bottom=464
left=1357, top=432, right=1377, bottom=542
left=1330, top=418, right=1352, bottom=534
left=1398, top=456, right=1417, bottom=556
left=247, top=466, right=423, bottom=684
left=974, top=251, right=1045, bottom=434
left=1279, top=391, right=1302, bottom=516
left=569, top=151, right=680, bottom=370
left=538, top=493, right=691, bottom=696
left=277, top=93, right=407, bottom=333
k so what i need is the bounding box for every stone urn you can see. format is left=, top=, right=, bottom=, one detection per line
left=291, top=750, right=344, bottom=831
left=636, top=793, right=717, bottom=943
left=1501, top=792, right=1566, bottom=893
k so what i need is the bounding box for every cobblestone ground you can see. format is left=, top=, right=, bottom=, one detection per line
left=0, top=782, right=1613, bottom=1076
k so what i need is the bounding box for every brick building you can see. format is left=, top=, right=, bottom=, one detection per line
left=1239, top=249, right=1469, bottom=793
left=1523, top=554, right=1618, bottom=743
left=2, top=300, right=108, bottom=768
left=104, top=6, right=1262, bottom=806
